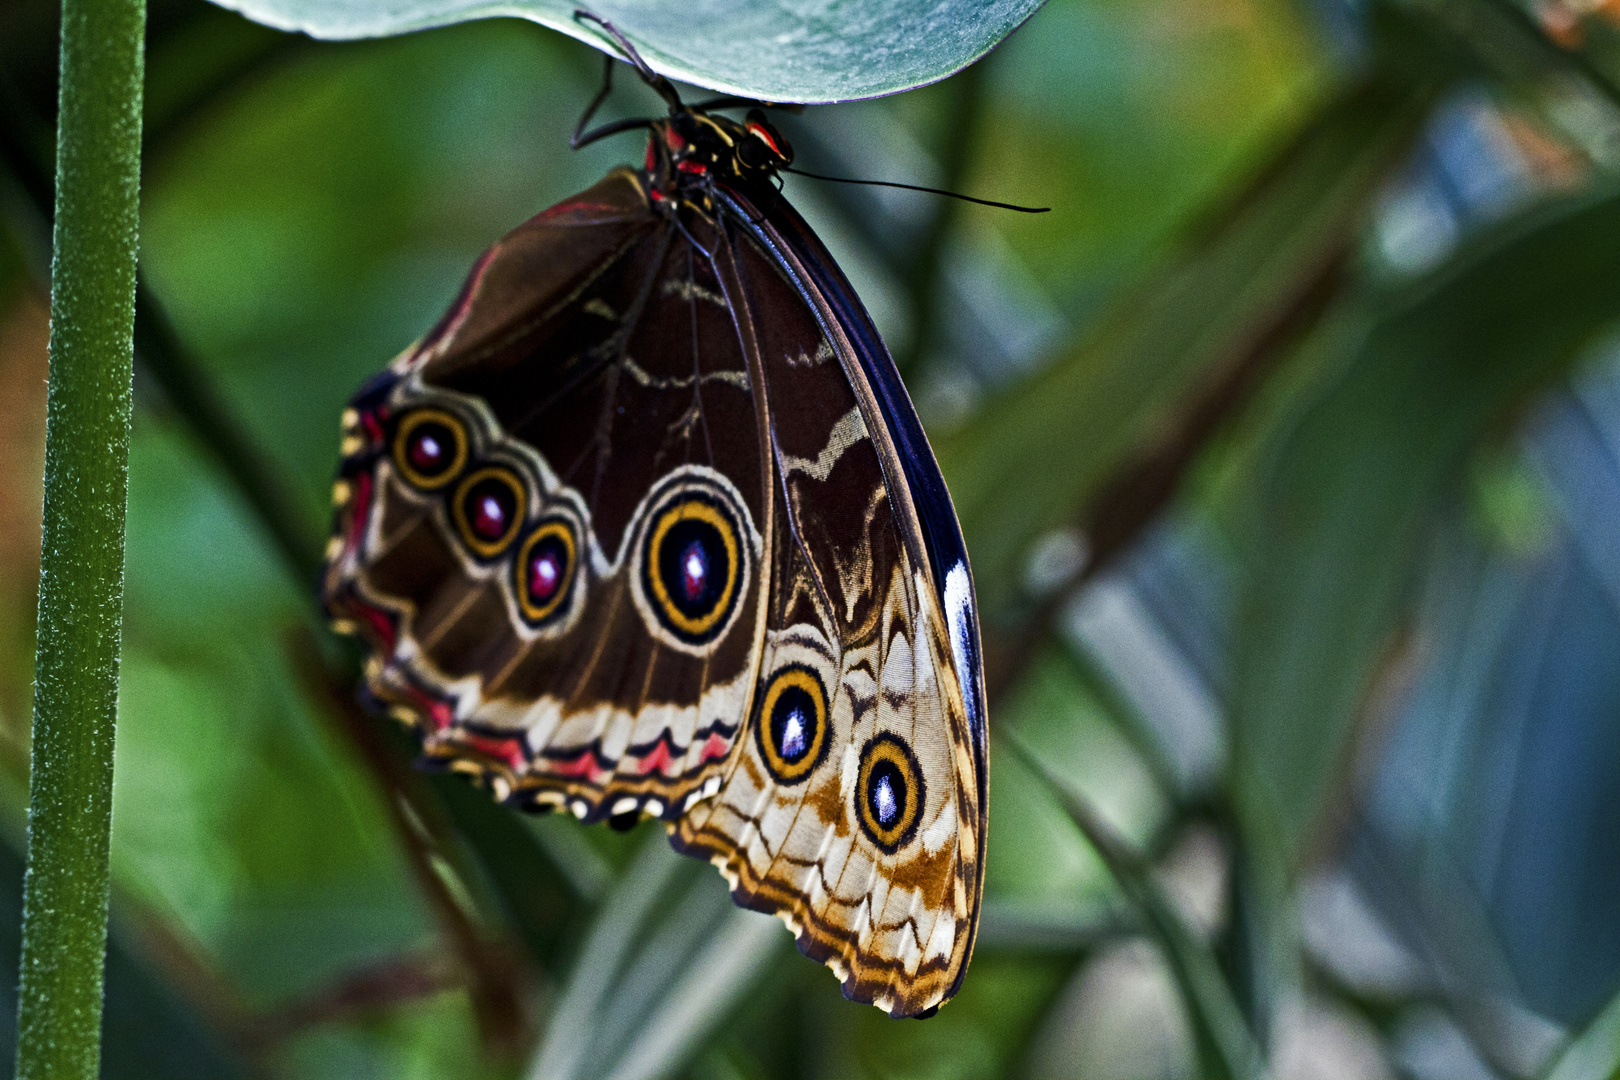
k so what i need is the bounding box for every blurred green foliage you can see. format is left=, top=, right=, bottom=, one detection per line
left=6, top=0, right=1620, bottom=1075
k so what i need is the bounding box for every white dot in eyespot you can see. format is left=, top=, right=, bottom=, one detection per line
left=780, top=708, right=806, bottom=759
left=873, top=775, right=898, bottom=824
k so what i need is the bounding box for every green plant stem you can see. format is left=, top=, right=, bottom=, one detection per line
left=14, top=0, right=146, bottom=1076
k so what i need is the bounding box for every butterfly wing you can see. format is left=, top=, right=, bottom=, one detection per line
left=324, top=166, right=988, bottom=1018
left=668, top=189, right=988, bottom=1018
left=325, top=168, right=775, bottom=821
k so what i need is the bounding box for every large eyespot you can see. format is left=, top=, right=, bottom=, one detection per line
left=393, top=408, right=468, bottom=491
left=514, top=517, right=578, bottom=626
left=640, top=490, right=743, bottom=646
left=754, top=665, right=829, bottom=785
left=451, top=466, right=527, bottom=559
left=856, top=734, right=925, bottom=854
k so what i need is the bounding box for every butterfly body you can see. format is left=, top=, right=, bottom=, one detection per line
left=324, top=103, right=987, bottom=1017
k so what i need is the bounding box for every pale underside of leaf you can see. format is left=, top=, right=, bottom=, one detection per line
left=203, top=0, right=1046, bottom=103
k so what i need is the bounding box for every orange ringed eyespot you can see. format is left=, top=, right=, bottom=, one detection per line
left=393, top=408, right=468, bottom=491
left=755, top=666, right=829, bottom=785
left=641, top=493, right=742, bottom=645
left=515, top=519, right=578, bottom=625
left=451, top=466, right=526, bottom=559
left=856, top=734, right=925, bottom=854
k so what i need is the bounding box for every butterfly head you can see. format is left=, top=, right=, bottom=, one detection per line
left=647, top=107, right=794, bottom=197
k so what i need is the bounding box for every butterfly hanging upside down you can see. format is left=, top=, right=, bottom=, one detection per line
left=322, top=18, right=988, bottom=1019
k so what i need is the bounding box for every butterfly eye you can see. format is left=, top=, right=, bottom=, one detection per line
left=755, top=665, right=829, bottom=785
left=392, top=408, right=468, bottom=491
left=856, top=734, right=925, bottom=854
left=639, top=489, right=745, bottom=647
left=450, top=465, right=527, bottom=559
left=513, top=517, right=579, bottom=626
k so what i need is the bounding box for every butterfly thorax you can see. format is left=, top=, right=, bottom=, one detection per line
left=644, top=108, right=793, bottom=211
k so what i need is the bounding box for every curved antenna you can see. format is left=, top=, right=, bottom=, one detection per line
left=782, top=166, right=1050, bottom=213
left=573, top=10, right=683, bottom=112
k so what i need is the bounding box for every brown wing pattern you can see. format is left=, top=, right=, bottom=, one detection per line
left=325, top=168, right=774, bottom=822
left=668, top=213, right=984, bottom=1018
left=324, top=165, right=984, bottom=1017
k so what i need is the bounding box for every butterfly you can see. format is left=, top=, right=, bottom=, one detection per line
left=322, top=20, right=988, bottom=1019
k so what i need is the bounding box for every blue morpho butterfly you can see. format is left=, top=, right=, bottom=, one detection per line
left=322, top=14, right=1038, bottom=1017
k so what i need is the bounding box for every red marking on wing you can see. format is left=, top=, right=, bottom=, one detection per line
left=360, top=409, right=385, bottom=448
left=698, top=731, right=730, bottom=763
left=461, top=733, right=527, bottom=769
left=635, top=740, right=674, bottom=776
left=343, top=470, right=375, bottom=558
left=676, top=160, right=707, bottom=175
left=403, top=682, right=454, bottom=732
left=537, top=199, right=635, bottom=221
left=349, top=594, right=397, bottom=654
left=414, top=248, right=499, bottom=355
left=549, top=749, right=612, bottom=785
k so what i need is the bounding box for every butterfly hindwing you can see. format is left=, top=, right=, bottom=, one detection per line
left=667, top=204, right=984, bottom=1017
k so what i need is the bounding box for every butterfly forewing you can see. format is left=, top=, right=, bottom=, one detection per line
left=327, top=168, right=771, bottom=820
left=324, top=158, right=985, bottom=1017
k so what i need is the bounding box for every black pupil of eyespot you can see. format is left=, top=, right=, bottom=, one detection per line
left=659, top=517, right=725, bottom=616
left=771, top=685, right=816, bottom=763
left=867, top=760, right=906, bottom=827
left=528, top=537, right=568, bottom=601
left=407, top=422, right=453, bottom=474
left=466, top=478, right=516, bottom=541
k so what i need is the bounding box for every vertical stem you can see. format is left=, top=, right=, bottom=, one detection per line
left=14, top=0, right=146, bottom=1075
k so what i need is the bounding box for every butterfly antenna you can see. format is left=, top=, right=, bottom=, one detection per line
left=782, top=165, right=1050, bottom=214
left=573, top=11, right=683, bottom=112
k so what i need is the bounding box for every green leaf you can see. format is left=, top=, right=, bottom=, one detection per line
left=1543, top=982, right=1620, bottom=1080
left=935, top=70, right=1431, bottom=616
left=203, top=0, right=1044, bottom=103
left=1227, top=182, right=1620, bottom=862
left=1001, top=728, right=1263, bottom=1080
left=528, top=830, right=787, bottom=1080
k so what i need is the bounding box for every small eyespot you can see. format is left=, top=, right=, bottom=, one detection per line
left=393, top=408, right=468, bottom=491
left=514, top=518, right=578, bottom=626
left=856, top=734, right=925, bottom=854
left=451, top=466, right=526, bottom=559
left=754, top=665, right=830, bottom=785
left=641, top=492, right=742, bottom=645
